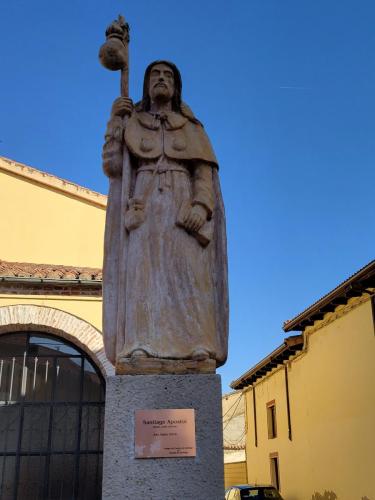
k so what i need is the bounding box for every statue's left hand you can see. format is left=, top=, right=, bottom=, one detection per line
left=183, top=204, right=207, bottom=232
left=111, top=97, right=133, bottom=118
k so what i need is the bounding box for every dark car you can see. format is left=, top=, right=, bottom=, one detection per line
left=225, top=484, right=284, bottom=499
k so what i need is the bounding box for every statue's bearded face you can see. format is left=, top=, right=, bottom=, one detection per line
left=148, top=63, right=175, bottom=103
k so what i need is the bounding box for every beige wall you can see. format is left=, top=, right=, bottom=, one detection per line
left=223, top=391, right=247, bottom=488
left=245, top=296, right=375, bottom=500
left=0, top=162, right=105, bottom=365
left=0, top=168, right=106, bottom=268
left=223, top=392, right=246, bottom=456
left=224, top=462, right=247, bottom=490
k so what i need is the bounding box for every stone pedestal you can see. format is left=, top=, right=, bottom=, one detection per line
left=102, top=374, right=224, bottom=500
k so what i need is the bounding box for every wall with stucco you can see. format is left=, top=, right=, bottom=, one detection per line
left=222, top=391, right=247, bottom=487
left=245, top=365, right=290, bottom=491
left=0, top=295, right=102, bottom=331
left=0, top=158, right=107, bottom=374
left=0, top=163, right=106, bottom=268
left=244, top=295, right=375, bottom=500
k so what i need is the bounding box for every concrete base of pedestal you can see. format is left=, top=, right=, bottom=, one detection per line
left=102, top=374, right=224, bottom=500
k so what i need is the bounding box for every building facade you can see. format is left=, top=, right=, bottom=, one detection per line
left=232, top=261, right=375, bottom=500
left=0, top=156, right=112, bottom=499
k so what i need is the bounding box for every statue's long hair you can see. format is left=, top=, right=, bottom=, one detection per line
left=137, top=60, right=182, bottom=112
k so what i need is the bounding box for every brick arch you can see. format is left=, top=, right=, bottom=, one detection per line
left=0, top=304, right=114, bottom=377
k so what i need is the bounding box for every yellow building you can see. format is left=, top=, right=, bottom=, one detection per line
left=231, top=261, right=375, bottom=500
left=0, top=156, right=112, bottom=498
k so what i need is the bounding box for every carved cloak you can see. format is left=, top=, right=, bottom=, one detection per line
left=102, top=105, right=228, bottom=367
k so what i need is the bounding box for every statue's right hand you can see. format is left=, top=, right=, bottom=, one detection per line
left=111, top=97, right=133, bottom=118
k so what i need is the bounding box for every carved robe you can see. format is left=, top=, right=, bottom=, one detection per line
left=102, top=104, right=228, bottom=367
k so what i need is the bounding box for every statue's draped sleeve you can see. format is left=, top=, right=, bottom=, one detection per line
left=102, top=116, right=124, bottom=178
left=193, top=163, right=215, bottom=218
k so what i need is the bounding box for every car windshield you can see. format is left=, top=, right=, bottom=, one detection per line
left=240, top=488, right=283, bottom=499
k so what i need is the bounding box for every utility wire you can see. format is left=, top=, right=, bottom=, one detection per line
left=224, top=429, right=246, bottom=447
left=223, top=393, right=244, bottom=431
left=222, top=392, right=243, bottom=419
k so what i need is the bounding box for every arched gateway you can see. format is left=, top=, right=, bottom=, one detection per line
left=0, top=305, right=112, bottom=499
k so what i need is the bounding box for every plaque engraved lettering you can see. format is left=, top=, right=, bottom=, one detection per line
left=134, top=409, right=196, bottom=458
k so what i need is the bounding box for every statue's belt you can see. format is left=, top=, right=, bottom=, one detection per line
left=137, top=162, right=189, bottom=191
left=125, top=161, right=190, bottom=231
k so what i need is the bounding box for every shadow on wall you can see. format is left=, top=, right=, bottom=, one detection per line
left=312, top=492, right=372, bottom=500
left=311, top=492, right=337, bottom=500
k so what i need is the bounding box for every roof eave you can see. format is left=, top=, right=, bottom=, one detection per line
left=283, top=260, right=375, bottom=333
left=230, top=335, right=303, bottom=390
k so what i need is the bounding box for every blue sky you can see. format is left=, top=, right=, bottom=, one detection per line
left=1, top=0, right=374, bottom=391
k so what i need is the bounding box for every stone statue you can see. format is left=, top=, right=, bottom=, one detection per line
left=100, top=18, right=228, bottom=374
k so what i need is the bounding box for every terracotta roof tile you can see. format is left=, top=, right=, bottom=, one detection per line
left=0, top=260, right=102, bottom=281
left=223, top=444, right=246, bottom=450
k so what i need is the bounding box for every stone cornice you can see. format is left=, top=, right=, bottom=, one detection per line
left=0, top=156, right=107, bottom=209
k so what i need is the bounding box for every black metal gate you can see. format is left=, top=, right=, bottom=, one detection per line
left=0, top=332, right=105, bottom=500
